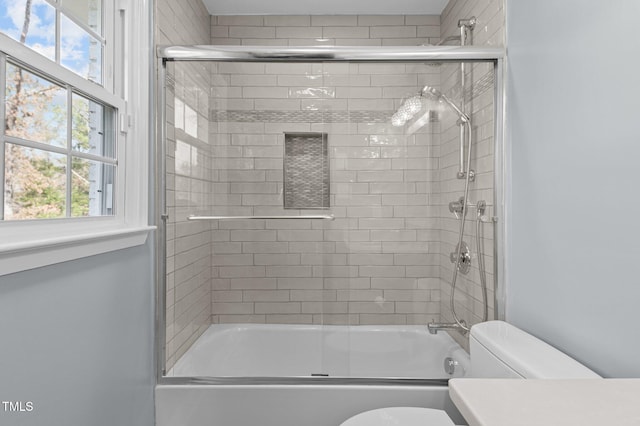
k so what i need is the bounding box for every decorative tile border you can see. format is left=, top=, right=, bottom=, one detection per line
left=209, top=72, right=492, bottom=125
left=211, top=109, right=395, bottom=124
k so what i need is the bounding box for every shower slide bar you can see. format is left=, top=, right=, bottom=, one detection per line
left=188, top=215, right=335, bottom=221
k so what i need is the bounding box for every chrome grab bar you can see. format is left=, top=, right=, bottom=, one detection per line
left=188, top=215, right=335, bottom=221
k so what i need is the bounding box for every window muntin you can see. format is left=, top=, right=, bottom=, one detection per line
left=0, top=0, right=104, bottom=84
left=2, top=60, right=116, bottom=221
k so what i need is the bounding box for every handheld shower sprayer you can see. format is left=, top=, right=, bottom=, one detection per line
left=391, top=85, right=469, bottom=127
left=391, top=95, right=423, bottom=127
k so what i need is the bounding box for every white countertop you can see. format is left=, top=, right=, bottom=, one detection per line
left=449, top=379, right=640, bottom=426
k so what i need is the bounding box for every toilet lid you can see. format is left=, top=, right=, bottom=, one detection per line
left=340, top=407, right=455, bottom=426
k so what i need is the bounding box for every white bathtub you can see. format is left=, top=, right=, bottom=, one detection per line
left=168, top=324, right=469, bottom=378
left=157, top=324, right=469, bottom=426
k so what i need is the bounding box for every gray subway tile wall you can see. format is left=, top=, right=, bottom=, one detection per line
left=211, top=15, right=441, bottom=46
left=206, top=15, right=443, bottom=333
left=162, top=1, right=504, bottom=370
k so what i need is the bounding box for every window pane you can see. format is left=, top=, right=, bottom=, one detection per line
left=60, top=14, right=102, bottom=83
left=72, top=93, right=115, bottom=158
left=60, top=0, right=102, bottom=35
left=4, top=144, right=66, bottom=220
left=5, top=63, right=67, bottom=147
left=71, top=157, right=114, bottom=217
left=0, top=0, right=56, bottom=60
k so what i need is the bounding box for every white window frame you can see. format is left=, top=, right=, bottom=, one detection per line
left=0, top=0, right=153, bottom=276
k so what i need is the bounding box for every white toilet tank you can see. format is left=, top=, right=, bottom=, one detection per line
left=470, top=321, right=601, bottom=379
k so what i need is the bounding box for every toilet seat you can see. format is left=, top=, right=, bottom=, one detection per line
left=340, top=407, right=455, bottom=426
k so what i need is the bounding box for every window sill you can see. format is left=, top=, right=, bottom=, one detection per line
left=0, top=225, right=155, bottom=276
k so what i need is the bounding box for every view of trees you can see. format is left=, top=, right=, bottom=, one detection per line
left=5, top=63, right=66, bottom=219
left=3, top=0, right=105, bottom=220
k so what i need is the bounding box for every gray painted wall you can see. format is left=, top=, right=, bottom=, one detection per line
left=0, top=242, right=155, bottom=425
left=506, top=0, right=640, bottom=377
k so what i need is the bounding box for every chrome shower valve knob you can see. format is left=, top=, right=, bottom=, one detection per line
left=450, top=241, right=471, bottom=275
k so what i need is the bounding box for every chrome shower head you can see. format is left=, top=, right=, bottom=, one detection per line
left=391, top=85, right=470, bottom=127
left=391, top=95, right=423, bottom=127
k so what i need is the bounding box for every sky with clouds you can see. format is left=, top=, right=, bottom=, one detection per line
left=0, top=0, right=102, bottom=82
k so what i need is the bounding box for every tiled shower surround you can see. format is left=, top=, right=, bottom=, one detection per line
left=438, top=0, right=504, bottom=349
left=205, top=60, right=444, bottom=328
left=163, top=2, right=504, bottom=370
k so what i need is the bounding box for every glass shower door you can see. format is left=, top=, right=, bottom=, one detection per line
left=161, top=54, right=498, bottom=381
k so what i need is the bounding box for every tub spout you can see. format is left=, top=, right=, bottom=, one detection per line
left=428, top=321, right=467, bottom=335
